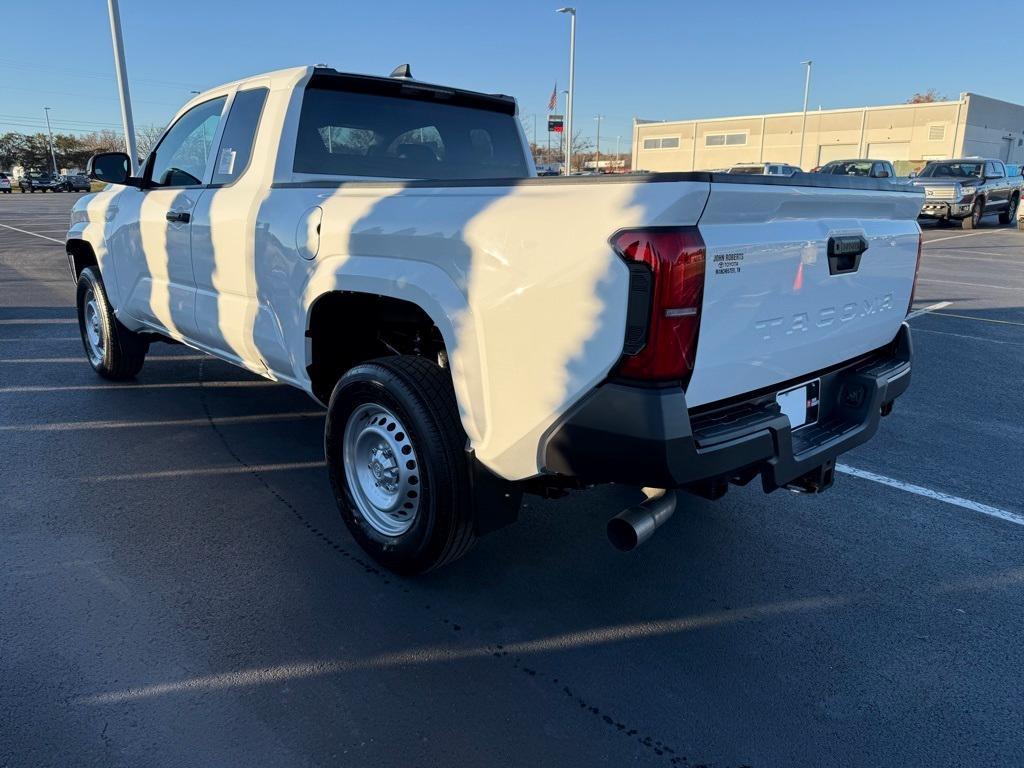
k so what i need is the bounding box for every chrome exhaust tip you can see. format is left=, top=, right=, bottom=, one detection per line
left=607, top=489, right=677, bottom=552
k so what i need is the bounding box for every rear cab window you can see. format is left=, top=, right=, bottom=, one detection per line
left=292, top=75, right=529, bottom=180
left=212, top=88, right=268, bottom=185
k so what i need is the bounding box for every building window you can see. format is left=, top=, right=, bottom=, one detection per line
left=704, top=131, right=747, bottom=147
left=642, top=136, right=680, bottom=150
left=927, top=123, right=945, bottom=141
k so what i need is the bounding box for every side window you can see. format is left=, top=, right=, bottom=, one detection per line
left=212, top=88, right=268, bottom=185
left=149, top=97, right=226, bottom=187
left=993, top=162, right=1005, bottom=178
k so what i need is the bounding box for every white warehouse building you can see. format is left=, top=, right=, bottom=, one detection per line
left=632, top=92, right=1024, bottom=175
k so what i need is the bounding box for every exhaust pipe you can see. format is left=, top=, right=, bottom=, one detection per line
left=607, top=488, right=677, bottom=552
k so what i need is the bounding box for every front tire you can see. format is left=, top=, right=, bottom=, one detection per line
left=76, top=266, right=148, bottom=380
left=325, top=355, right=476, bottom=575
left=999, top=195, right=1018, bottom=225
left=961, top=199, right=982, bottom=230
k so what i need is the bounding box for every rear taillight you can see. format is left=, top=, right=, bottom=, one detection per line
left=907, top=231, right=923, bottom=315
left=612, top=227, right=706, bottom=384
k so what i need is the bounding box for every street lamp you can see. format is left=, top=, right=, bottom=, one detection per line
left=42, top=107, right=58, bottom=175
left=798, top=60, right=812, bottom=170
left=594, top=114, right=604, bottom=172
left=556, top=7, right=576, bottom=175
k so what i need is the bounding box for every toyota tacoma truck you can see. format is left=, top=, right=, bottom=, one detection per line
left=913, top=158, right=1021, bottom=229
left=67, top=65, right=923, bottom=573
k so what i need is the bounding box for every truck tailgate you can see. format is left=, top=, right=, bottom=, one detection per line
left=685, top=180, right=923, bottom=408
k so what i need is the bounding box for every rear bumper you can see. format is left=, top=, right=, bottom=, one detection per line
left=542, top=323, right=913, bottom=492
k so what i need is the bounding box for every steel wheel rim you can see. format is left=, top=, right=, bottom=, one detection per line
left=82, top=288, right=105, bottom=366
left=342, top=403, right=421, bottom=537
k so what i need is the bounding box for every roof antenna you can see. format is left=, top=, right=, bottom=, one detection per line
left=389, top=64, right=413, bottom=79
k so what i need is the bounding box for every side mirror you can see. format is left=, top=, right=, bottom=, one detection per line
left=908, top=171, right=918, bottom=179
left=87, top=152, right=139, bottom=186
left=876, top=170, right=891, bottom=178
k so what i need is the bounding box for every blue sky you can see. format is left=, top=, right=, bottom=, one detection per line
left=3, top=0, right=1013, bottom=153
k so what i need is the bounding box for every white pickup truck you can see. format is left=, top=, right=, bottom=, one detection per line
left=67, top=65, right=923, bottom=573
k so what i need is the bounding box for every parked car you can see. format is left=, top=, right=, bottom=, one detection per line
left=68, top=65, right=923, bottom=573
left=18, top=172, right=58, bottom=193
left=0, top=172, right=11, bottom=193
left=59, top=173, right=92, bottom=192
left=725, top=162, right=801, bottom=176
left=912, top=158, right=1021, bottom=229
left=813, top=159, right=896, bottom=179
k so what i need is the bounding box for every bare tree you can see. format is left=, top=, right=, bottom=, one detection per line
left=906, top=89, right=948, bottom=104
left=135, top=123, right=166, bottom=160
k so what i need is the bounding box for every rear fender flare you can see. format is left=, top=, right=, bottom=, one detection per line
left=303, top=254, right=488, bottom=448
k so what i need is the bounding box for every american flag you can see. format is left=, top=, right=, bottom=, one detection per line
left=547, top=83, right=558, bottom=112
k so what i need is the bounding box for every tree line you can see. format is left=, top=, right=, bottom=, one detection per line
left=0, top=125, right=164, bottom=174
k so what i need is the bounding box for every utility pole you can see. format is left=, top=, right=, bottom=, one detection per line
left=594, top=115, right=604, bottom=172
left=42, top=107, right=58, bottom=175
left=107, top=0, right=139, bottom=173
left=615, top=135, right=621, bottom=170
left=556, top=7, right=576, bottom=175
left=798, top=60, right=812, bottom=170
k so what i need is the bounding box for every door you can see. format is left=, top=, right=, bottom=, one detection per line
left=984, top=161, right=1007, bottom=211
left=818, top=144, right=858, bottom=164
left=866, top=142, right=911, bottom=162
left=189, top=87, right=283, bottom=372
left=116, top=97, right=226, bottom=338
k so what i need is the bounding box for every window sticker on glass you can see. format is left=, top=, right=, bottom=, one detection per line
left=217, top=148, right=237, bottom=176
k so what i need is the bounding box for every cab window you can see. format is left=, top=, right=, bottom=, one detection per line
left=148, top=98, right=226, bottom=187
left=212, top=89, right=268, bottom=185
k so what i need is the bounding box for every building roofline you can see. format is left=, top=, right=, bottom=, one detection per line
left=635, top=92, right=979, bottom=129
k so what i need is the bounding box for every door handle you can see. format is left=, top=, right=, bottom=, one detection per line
left=166, top=211, right=191, bottom=223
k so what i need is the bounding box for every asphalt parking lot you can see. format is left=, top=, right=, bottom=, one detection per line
left=2, top=192, right=1023, bottom=768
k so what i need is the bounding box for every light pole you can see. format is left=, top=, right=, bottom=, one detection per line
left=798, top=59, right=812, bottom=170
left=42, top=107, right=58, bottom=175
left=560, top=89, right=568, bottom=167
left=594, top=114, right=604, bottom=172
left=107, top=0, right=139, bottom=172
left=556, top=7, right=576, bottom=175
left=615, top=135, right=621, bottom=170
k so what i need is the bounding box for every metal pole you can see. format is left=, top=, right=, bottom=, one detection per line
left=594, top=115, right=603, bottom=172
left=42, top=107, right=58, bottom=175
left=798, top=60, right=812, bottom=170
left=615, top=135, right=621, bottom=170
left=557, top=8, right=576, bottom=175
left=107, top=0, right=139, bottom=173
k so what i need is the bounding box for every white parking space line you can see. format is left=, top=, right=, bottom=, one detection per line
left=924, top=230, right=997, bottom=244
left=906, top=301, right=952, bottom=319
left=0, top=319, right=75, bottom=325
left=836, top=464, right=1024, bottom=527
left=0, top=223, right=63, bottom=244
left=930, top=312, right=1024, bottom=328
left=917, top=277, right=1021, bottom=292
left=912, top=327, right=1014, bottom=346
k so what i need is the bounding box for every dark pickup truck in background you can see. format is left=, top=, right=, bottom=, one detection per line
left=913, top=158, right=1022, bottom=229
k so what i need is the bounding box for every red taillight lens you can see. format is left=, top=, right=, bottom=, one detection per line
left=612, top=227, right=706, bottom=383
left=907, top=231, right=923, bottom=316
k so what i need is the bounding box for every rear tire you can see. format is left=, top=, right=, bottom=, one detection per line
left=325, top=355, right=476, bottom=575
left=999, top=194, right=1018, bottom=225
left=76, top=266, right=148, bottom=380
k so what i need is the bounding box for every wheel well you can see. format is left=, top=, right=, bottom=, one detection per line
left=66, top=239, right=98, bottom=278
left=306, top=291, right=448, bottom=403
